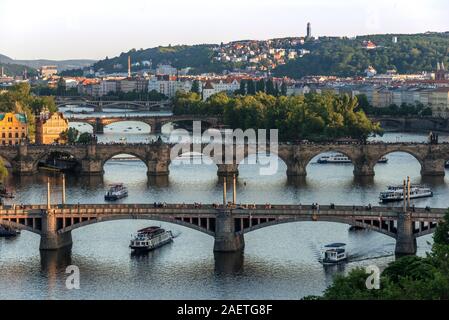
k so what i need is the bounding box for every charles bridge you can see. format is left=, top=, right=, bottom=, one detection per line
left=0, top=141, right=448, bottom=178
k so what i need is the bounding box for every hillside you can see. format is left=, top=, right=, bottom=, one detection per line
left=0, top=62, right=37, bottom=77
left=90, top=45, right=227, bottom=75
left=65, top=32, right=449, bottom=78
left=273, top=33, right=449, bottom=78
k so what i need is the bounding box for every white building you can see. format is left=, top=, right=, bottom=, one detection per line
left=156, top=64, right=178, bottom=76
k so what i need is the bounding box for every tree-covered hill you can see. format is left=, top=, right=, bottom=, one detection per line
left=273, top=33, right=449, bottom=78
left=90, top=45, right=230, bottom=75
left=0, top=62, right=37, bottom=77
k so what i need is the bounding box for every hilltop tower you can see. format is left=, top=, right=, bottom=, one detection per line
left=306, top=22, right=311, bottom=39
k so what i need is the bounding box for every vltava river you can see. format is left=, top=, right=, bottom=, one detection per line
left=0, top=109, right=448, bottom=299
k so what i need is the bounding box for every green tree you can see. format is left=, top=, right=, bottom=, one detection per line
left=246, top=80, right=256, bottom=95
left=0, top=158, right=8, bottom=183
left=190, top=80, right=200, bottom=94
left=77, top=132, right=94, bottom=144
left=256, top=79, right=265, bottom=93
left=280, top=82, right=288, bottom=96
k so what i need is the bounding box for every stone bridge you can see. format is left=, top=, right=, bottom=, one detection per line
left=1, top=142, right=448, bottom=178
left=67, top=115, right=222, bottom=134
left=0, top=203, right=445, bottom=256
left=370, top=116, right=449, bottom=132
left=56, top=99, right=172, bottom=112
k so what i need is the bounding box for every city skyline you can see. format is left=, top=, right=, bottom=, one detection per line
left=1, top=0, right=448, bottom=60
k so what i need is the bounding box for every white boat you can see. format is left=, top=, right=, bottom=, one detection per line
left=379, top=185, right=433, bottom=203
left=321, top=243, right=348, bottom=264
left=129, top=226, right=174, bottom=251
left=317, top=153, right=387, bottom=164
left=104, top=183, right=128, bottom=201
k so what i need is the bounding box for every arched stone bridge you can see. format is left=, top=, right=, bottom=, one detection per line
left=67, top=115, right=221, bottom=134
left=0, top=203, right=445, bottom=256
left=1, top=142, right=448, bottom=178
left=370, top=116, right=449, bottom=132
left=56, top=99, right=172, bottom=112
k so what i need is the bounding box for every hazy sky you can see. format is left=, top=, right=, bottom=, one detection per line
left=1, top=0, right=448, bottom=60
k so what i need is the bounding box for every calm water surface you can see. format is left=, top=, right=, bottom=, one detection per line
left=0, top=109, right=448, bottom=299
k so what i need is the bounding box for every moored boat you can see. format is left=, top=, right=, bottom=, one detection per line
left=129, top=226, right=174, bottom=252
left=104, top=183, right=128, bottom=201
left=379, top=185, right=433, bottom=203
left=321, top=243, right=348, bottom=265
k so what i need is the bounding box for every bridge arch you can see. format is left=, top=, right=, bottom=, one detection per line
left=32, top=150, right=83, bottom=173
left=59, top=215, right=215, bottom=237
left=240, top=217, right=397, bottom=239
left=0, top=219, right=41, bottom=235
left=101, top=151, right=149, bottom=171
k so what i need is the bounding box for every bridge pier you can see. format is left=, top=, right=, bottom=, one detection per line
left=40, top=210, right=73, bottom=251
left=217, top=164, right=239, bottom=178
left=151, top=121, right=163, bottom=134
left=353, top=159, right=375, bottom=177
left=80, top=144, right=104, bottom=175
left=94, top=118, right=104, bottom=134
left=214, top=209, right=245, bottom=252
left=421, top=159, right=445, bottom=177
left=12, top=144, right=37, bottom=175
left=395, top=212, right=417, bottom=256
left=286, top=160, right=307, bottom=177
left=146, top=160, right=170, bottom=176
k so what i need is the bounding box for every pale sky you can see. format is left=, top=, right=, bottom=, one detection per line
left=1, top=0, right=448, bottom=60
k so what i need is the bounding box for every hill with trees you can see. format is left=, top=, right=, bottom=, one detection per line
left=66, top=32, right=449, bottom=78
left=274, top=33, right=449, bottom=78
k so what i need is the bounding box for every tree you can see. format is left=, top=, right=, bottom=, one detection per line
left=237, top=80, right=246, bottom=95
left=190, top=80, right=200, bottom=94
left=77, top=132, right=94, bottom=144
left=246, top=80, right=256, bottom=95
left=56, top=77, right=66, bottom=96
left=256, top=79, right=265, bottom=93
left=280, top=82, right=288, bottom=96
left=265, top=79, right=275, bottom=95
left=0, top=158, right=8, bottom=183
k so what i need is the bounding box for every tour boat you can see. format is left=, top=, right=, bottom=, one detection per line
left=129, top=226, right=174, bottom=252
left=379, top=185, right=433, bottom=203
left=320, top=243, right=348, bottom=265
left=317, top=153, right=388, bottom=164
left=104, top=183, right=128, bottom=201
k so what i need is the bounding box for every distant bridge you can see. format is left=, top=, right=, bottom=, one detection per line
left=370, top=116, right=449, bottom=132
left=55, top=98, right=172, bottom=112
left=67, top=115, right=222, bottom=134
left=0, top=203, right=444, bottom=255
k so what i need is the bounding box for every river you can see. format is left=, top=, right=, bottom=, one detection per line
left=0, top=107, right=448, bottom=299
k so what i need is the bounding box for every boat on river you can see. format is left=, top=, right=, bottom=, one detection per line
left=317, top=153, right=388, bottom=164
left=379, top=185, right=433, bottom=203
left=129, top=226, right=174, bottom=252
left=320, top=243, right=348, bottom=265
left=0, top=225, right=20, bottom=237
left=104, top=183, right=128, bottom=201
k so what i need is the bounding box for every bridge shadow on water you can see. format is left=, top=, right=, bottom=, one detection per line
left=40, top=247, right=73, bottom=274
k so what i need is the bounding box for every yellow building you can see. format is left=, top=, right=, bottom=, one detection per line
left=0, top=112, right=28, bottom=145
left=35, top=112, right=69, bottom=144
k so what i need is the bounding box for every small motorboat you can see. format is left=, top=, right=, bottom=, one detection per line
left=320, top=243, right=348, bottom=265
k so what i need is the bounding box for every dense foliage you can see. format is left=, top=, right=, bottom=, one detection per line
left=0, top=83, right=57, bottom=140
left=0, top=158, right=8, bottom=182
left=173, top=91, right=381, bottom=141
left=82, top=45, right=227, bottom=75
left=320, top=211, right=449, bottom=300
left=66, top=33, right=449, bottom=78
left=274, top=33, right=449, bottom=78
